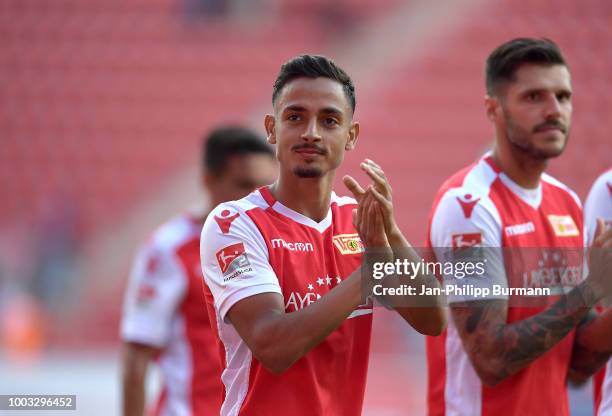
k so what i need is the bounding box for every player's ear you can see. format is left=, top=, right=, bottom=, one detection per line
left=345, top=121, right=359, bottom=151
left=484, top=95, right=499, bottom=122
left=264, top=114, right=276, bottom=145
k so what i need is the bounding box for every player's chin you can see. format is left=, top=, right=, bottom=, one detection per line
left=293, top=164, right=324, bottom=178
left=533, top=136, right=567, bottom=159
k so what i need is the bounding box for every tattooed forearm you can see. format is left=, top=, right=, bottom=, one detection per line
left=452, top=282, right=595, bottom=386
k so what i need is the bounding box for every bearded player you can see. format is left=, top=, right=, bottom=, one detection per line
left=426, top=38, right=612, bottom=415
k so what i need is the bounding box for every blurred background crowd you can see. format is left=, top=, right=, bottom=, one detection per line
left=1, top=0, right=610, bottom=414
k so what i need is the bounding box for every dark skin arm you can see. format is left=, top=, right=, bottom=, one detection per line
left=226, top=185, right=389, bottom=374
left=344, top=159, right=447, bottom=335
left=122, top=342, right=159, bottom=416
left=227, top=268, right=371, bottom=374
left=383, top=226, right=447, bottom=335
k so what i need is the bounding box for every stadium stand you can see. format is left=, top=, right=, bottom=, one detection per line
left=1, top=0, right=609, bottom=413
left=1, top=0, right=609, bottom=354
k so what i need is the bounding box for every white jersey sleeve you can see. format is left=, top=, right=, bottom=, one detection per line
left=201, top=203, right=282, bottom=322
left=430, top=189, right=507, bottom=303
left=120, top=240, right=187, bottom=347
left=584, top=169, right=612, bottom=246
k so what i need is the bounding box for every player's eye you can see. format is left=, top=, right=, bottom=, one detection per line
left=287, top=114, right=301, bottom=122
left=557, top=92, right=572, bottom=102
left=323, top=117, right=339, bottom=126
left=526, top=92, right=541, bottom=102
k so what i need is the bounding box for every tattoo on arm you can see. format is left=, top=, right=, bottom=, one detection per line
left=452, top=285, right=592, bottom=385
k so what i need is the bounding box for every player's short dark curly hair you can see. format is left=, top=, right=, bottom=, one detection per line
left=203, top=126, right=273, bottom=176
left=485, top=38, right=567, bottom=96
left=272, top=54, right=356, bottom=113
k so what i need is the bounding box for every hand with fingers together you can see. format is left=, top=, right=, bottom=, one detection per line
left=349, top=185, right=389, bottom=248
left=585, top=218, right=612, bottom=303
left=343, top=158, right=447, bottom=335
left=343, top=158, right=400, bottom=242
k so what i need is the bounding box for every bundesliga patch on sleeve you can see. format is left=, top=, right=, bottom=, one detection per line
left=451, top=232, right=482, bottom=249
left=547, top=215, right=579, bottom=237
left=215, top=242, right=252, bottom=281
left=333, top=234, right=364, bottom=255
left=136, top=283, right=157, bottom=306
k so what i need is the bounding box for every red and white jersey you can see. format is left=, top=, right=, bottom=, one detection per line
left=200, top=186, right=373, bottom=416
left=121, top=215, right=223, bottom=416
left=585, top=168, right=612, bottom=416
left=585, top=168, right=612, bottom=245
left=426, top=154, right=584, bottom=416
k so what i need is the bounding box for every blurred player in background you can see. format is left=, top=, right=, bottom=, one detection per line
left=120, top=127, right=277, bottom=416
left=200, top=55, right=445, bottom=415
left=585, top=168, right=612, bottom=415
left=426, top=38, right=612, bottom=415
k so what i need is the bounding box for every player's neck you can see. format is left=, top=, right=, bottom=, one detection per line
left=270, top=173, right=334, bottom=223
left=491, top=143, right=547, bottom=189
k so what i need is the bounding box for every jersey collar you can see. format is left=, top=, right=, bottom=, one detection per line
left=483, top=154, right=542, bottom=209
left=258, top=186, right=333, bottom=233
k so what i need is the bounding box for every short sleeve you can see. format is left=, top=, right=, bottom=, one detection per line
left=120, top=241, right=187, bottom=347
left=201, top=204, right=282, bottom=322
left=430, top=190, right=507, bottom=303
left=584, top=170, right=612, bottom=246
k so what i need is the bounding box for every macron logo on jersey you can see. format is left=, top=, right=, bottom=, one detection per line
left=456, top=194, right=480, bottom=219
left=505, top=221, right=536, bottom=237
left=214, top=209, right=240, bottom=234
left=145, top=254, right=160, bottom=275
left=271, top=238, right=314, bottom=252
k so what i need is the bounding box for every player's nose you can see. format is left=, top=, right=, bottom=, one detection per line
left=543, top=94, right=562, bottom=119
left=301, top=118, right=322, bottom=142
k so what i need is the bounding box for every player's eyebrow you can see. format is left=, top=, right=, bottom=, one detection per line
left=319, top=107, right=344, bottom=116
left=283, top=105, right=307, bottom=113
left=282, top=105, right=344, bottom=116
left=521, top=86, right=572, bottom=96
left=556, top=87, right=572, bottom=96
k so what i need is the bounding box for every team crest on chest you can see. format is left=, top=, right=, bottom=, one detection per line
left=547, top=215, right=579, bottom=237
left=333, top=234, right=364, bottom=255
